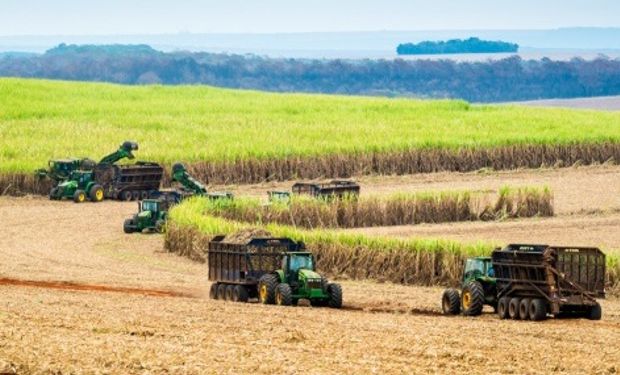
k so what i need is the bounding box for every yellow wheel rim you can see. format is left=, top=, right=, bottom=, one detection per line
left=276, top=292, right=282, bottom=305
left=79, top=194, right=85, bottom=202
left=96, top=190, right=103, bottom=201
left=260, top=285, right=267, bottom=302
left=462, top=291, right=471, bottom=309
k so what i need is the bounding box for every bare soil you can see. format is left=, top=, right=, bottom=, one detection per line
left=1, top=186, right=619, bottom=373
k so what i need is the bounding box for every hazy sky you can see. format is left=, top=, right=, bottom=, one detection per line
left=1, top=0, right=619, bottom=35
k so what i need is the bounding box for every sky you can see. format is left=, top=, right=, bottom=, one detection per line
left=1, top=0, right=619, bottom=35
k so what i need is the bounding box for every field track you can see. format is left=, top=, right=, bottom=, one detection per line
left=1, top=174, right=619, bottom=372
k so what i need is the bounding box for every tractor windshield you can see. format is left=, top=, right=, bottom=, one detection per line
left=465, top=258, right=494, bottom=277
left=288, top=254, right=313, bottom=272
left=141, top=201, right=159, bottom=212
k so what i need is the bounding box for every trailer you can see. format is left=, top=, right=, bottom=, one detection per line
left=442, top=244, right=605, bottom=320
left=492, top=244, right=605, bottom=320
left=292, top=180, right=360, bottom=200
left=94, top=162, right=163, bottom=201
left=207, top=235, right=342, bottom=307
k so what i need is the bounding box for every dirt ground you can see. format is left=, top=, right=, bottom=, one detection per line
left=0, top=193, right=619, bottom=374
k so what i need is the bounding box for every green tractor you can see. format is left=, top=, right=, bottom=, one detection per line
left=36, top=158, right=96, bottom=183
left=49, top=170, right=104, bottom=203
left=257, top=252, right=342, bottom=308
left=123, top=198, right=170, bottom=233
left=442, top=257, right=497, bottom=316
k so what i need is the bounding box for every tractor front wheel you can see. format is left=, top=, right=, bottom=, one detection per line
left=73, top=190, right=86, bottom=203
left=461, top=281, right=484, bottom=316
left=123, top=219, right=136, bottom=234
left=327, top=283, right=343, bottom=309
left=275, top=283, right=293, bottom=306
left=49, top=187, right=59, bottom=200
left=258, top=274, right=278, bottom=304
left=155, top=219, right=166, bottom=233
left=441, top=288, right=461, bottom=315
left=89, top=184, right=104, bottom=202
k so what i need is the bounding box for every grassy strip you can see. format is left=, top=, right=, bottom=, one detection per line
left=2, top=78, right=620, bottom=175
left=203, top=186, right=553, bottom=229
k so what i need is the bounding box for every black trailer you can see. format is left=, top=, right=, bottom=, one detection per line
left=94, top=162, right=163, bottom=201
left=207, top=236, right=301, bottom=301
left=292, top=180, right=360, bottom=200
left=492, top=244, right=605, bottom=320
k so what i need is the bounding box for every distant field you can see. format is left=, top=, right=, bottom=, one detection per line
left=2, top=78, right=620, bottom=175
left=514, top=95, right=620, bottom=111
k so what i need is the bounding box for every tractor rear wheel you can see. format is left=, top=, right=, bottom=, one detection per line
left=89, top=184, right=104, bottom=202
left=441, top=288, right=461, bottom=315
left=209, top=283, right=218, bottom=299
left=123, top=219, right=136, bottom=234
left=508, top=297, right=522, bottom=319
left=461, top=281, right=484, bottom=316
left=588, top=303, right=602, bottom=320
left=258, top=274, right=278, bottom=304
left=217, top=284, right=227, bottom=300
left=73, top=189, right=86, bottom=203
left=275, top=283, right=293, bottom=306
left=327, top=283, right=343, bottom=308
left=519, top=298, right=531, bottom=320
left=49, top=187, right=59, bottom=200
left=497, top=297, right=510, bottom=319
left=232, top=285, right=249, bottom=303
left=529, top=299, right=547, bottom=321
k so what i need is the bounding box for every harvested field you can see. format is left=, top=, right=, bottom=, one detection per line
left=0, top=196, right=618, bottom=373
left=348, top=212, right=620, bottom=251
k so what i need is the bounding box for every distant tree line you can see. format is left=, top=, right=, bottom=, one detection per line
left=1, top=43, right=620, bottom=102
left=397, top=37, right=519, bottom=55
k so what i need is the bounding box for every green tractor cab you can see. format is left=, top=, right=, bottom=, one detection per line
left=36, top=158, right=96, bottom=183
left=267, top=190, right=291, bottom=203
left=49, top=170, right=104, bottom=203
left=123, top=199, right=169, bottom=234
left=442, top=257, right=497, bottom=316
left=258, top=251, right=342, bottom=307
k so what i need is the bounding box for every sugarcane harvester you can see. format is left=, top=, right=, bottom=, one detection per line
left=49, top=141, right=163, bottom=202
left=170, top=163, right=233, bottom=200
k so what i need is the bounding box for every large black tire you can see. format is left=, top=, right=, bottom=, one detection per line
left=123, top=219, right=136, bottom=234
left=497, top=297, right=510, bottom=319
left=258, top=274, right=278, bottom=305
left=209, top=283, right=218, bottom=300
left=508, top=297, right=522, bottom=319
left=155, top=220, right=166, bottom=233
left=529, top=298, right=548, bottom=321
left=275, top=283, right=293, bottom=306
left=225, top=285, right=235, bottom=301
left=121, top=190, right=133, bottom=201
left=217, top=284, right=227, bottom=300
left=441, top=288, right=461, bottom=315
left=132, top=191, right=141, bottom=201
left=588, top=303, right=602, bottom=320
left=461, top=281, right=484, bottom=316
left=140, top=190, right=150, bottom=200
left=232, top=285, right=249, bottom=303
left=519, top=298, right=531, bottom=320
left=49, top=187, right=59, bottom=200
left=89, top=184, right=104, bottom=202
left=73, top=189, right=86, bottom=203
left=326, top=283, right=343, bottom=309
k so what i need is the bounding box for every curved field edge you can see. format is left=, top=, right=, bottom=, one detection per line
left=164, top=197, right=619, bottom=290
left=2, top=78, right=620, bottom=173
